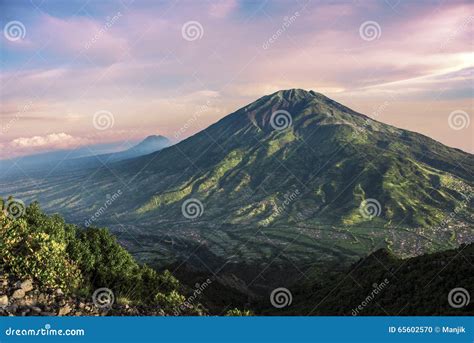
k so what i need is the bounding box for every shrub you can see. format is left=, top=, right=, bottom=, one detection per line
left=0, top=201, right=81, bottom=291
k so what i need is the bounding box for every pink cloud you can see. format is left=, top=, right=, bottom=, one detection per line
left=8, top=133, right=91, bottom=156
left=36, top=13, right=129, bottom=64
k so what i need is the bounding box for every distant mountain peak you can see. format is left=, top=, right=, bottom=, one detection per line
left=130, top=135, right=171, bottom=154
left=140, top=135, right=169, bottom=144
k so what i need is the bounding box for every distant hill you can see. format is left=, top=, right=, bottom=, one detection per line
left=0, top=135, right=171, bottom=176
left=126, top=135, right=171, bottom=156
left=74, top=135, right=171, bottom=166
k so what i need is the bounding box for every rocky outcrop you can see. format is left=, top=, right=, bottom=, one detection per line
left=0, top=274, right=168, bottom=316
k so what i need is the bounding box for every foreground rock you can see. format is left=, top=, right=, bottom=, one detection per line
left=0, top=274, right=168, bottom=316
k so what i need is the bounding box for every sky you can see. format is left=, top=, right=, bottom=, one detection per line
left=0, top=0, right=473, bottom=158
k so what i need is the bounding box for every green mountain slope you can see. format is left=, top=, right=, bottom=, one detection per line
left=2, top=89, right=473, bottom=273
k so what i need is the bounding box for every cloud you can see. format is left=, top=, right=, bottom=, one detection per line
left=9, top=133, right=90, bottom=155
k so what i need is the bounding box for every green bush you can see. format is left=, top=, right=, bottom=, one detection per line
left=0, top=199, right=198, bottom=314
left=1, top=201, right=81, bottom=291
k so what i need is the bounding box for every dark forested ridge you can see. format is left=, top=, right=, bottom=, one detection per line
left=268, top=244, right=474, bottom=316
